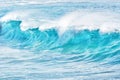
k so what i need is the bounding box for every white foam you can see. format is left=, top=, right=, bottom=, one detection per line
left=1, top=10, right=120, bottom=34
left=39, top=11, right=120, bottom=34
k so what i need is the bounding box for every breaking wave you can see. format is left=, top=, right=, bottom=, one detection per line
left=0, top=2, right=120, bottom=80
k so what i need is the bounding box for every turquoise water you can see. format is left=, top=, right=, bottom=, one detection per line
left=0, top=1, right=120, bottom=80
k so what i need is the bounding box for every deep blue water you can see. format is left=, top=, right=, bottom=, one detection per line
left=0, top=1, right=120, bottom=80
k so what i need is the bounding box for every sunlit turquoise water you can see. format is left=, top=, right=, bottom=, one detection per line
left=0, top=1, right=120, bottom=80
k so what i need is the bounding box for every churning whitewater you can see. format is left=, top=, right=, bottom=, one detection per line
left=0, top=1, right=120, bottom=80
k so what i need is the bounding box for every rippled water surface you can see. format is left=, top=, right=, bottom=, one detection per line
left=0, top=0, right=120, bottom=80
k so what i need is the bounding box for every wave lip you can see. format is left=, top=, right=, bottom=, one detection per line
left=1, top=10, right=120, bottom=34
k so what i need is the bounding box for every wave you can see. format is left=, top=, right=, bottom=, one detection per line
left=0, top=20, right=120, bottom=68
left=0, top=20, right=120, bottom=55
left=0, top=9, right=120, bottom=57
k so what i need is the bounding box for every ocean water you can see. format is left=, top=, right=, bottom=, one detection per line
left=0, top=1, right=120, bottom=80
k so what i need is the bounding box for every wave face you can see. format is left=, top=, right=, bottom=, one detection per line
left=0, top=1, right=120, bottom=80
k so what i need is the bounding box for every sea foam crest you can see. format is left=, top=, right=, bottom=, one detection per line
left=0, top=10, right=120, bottom=34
